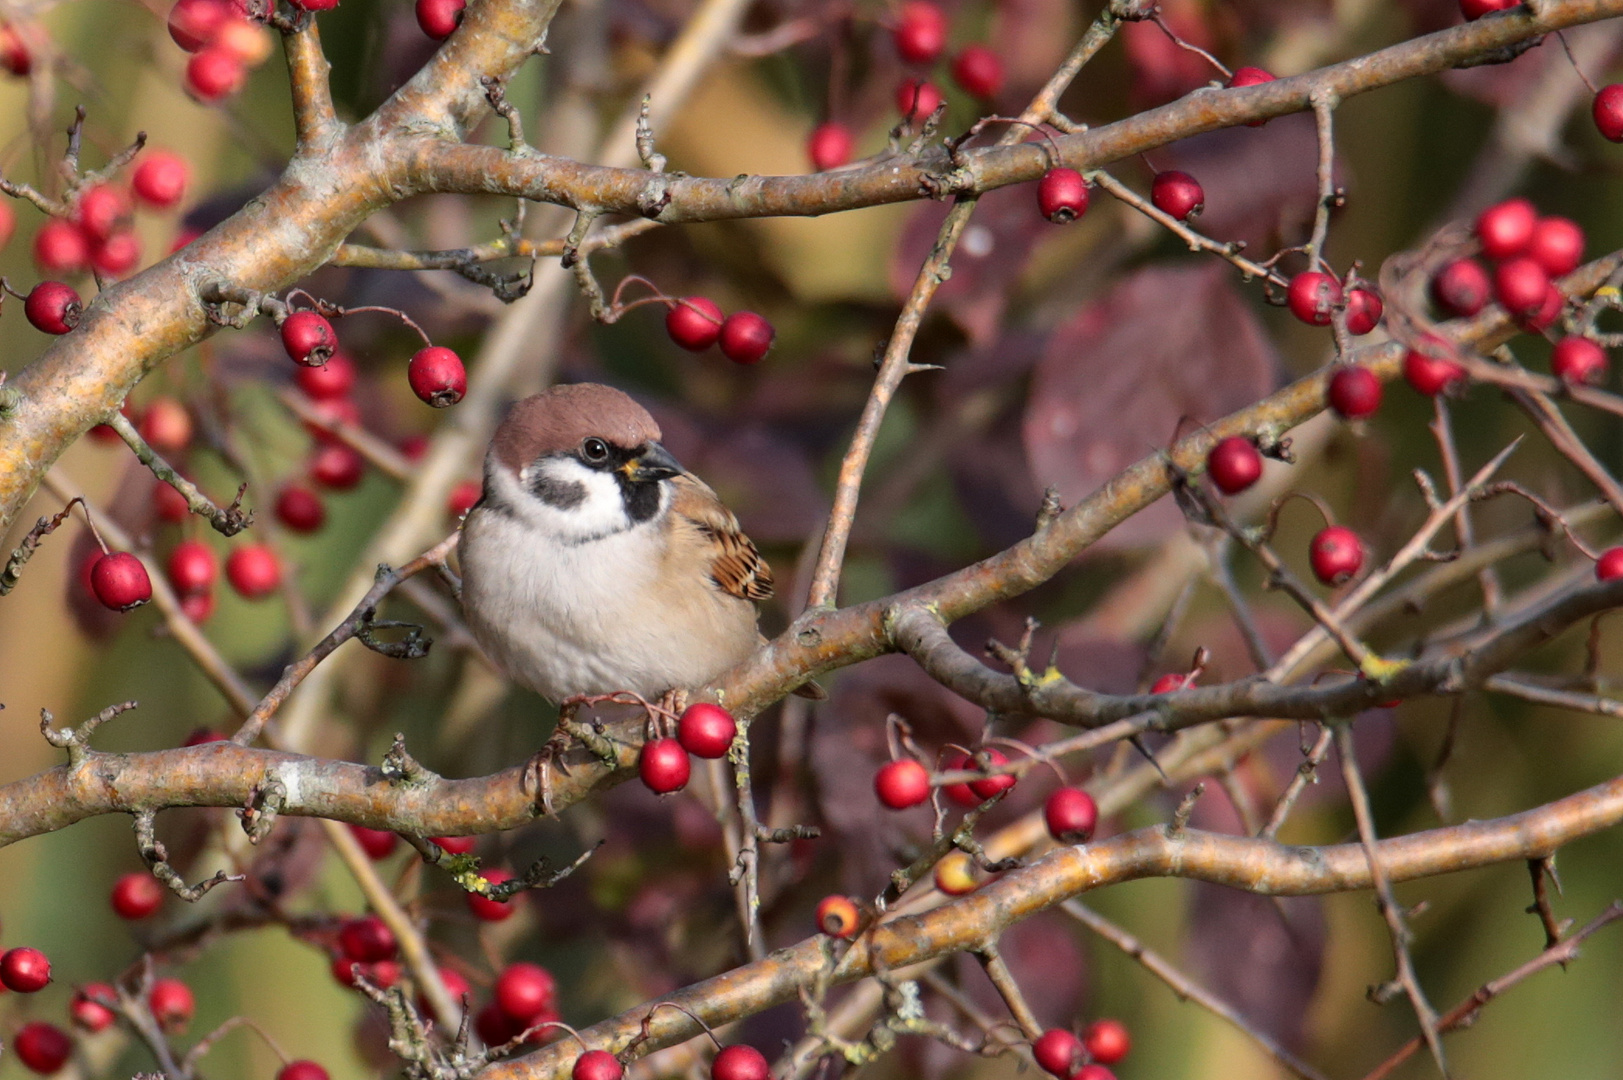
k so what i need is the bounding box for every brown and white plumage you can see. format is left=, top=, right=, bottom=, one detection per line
left=458, top=384, right=775, bottom=703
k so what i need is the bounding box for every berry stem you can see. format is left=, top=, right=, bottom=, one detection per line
left=106, top=411, right=254, bottom=537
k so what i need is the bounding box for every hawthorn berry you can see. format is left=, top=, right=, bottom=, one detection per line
left=891, top=0, right=946, bottom=64
left=1207, top=436, right=1263, bottom=494
left=874, top=759, right=931, bottom=809
left=75, top=184, right=129, bottom=241
left=25, top=281, right=82, bottom=335
left=1595, top=84, right=1623, bottom=142
left=1151, top=673, right=1190, bottom=693
left=275, top=484, right=327, bottom=533
left=416, top=0, right=465, bottom=38
left=281, top=311, right=337, bottom=366
left=303, top=396, right=362, bottom=440
left=1550, top=336, right=1608, bottom=386
left=1082, top=1019, right=1130, bottom=1064
left=1037, top=168, right=1089, bottom=223
left=348, top=824, right=399, bottom=859
left=0, top=198, right=13, bottom=249
left=933, top=851, right=978, bottom=894
left=1591, top=545, right=1623, bottom=582
left=33, top=218, right=89, bottom=274
left=1476, top=197, right=1536, bottom=260
left=1516, top=284, right=1564, bottom=334
left=1525, top=216, right=1583, bottom=278
left=1286, top=271, right=1342, bottom=326
left=1150, top=170, right=1204, bottom=221
left=639, top=737, right=691, bottom=794
left=12, top=1022, right=72, bottom=1075
left=0, top=21, right=32, bottom=76
left=815, top=894, right=860, bottom=938
left=1072, top=1064, right=1118, bottom=1080
left=807, top=122, right=855, bottom=171
left=278, top=1062, right=330, bottom=1080
left=139, top=396, right=193, bottom=453
left=1044, top=787, right=1099, bottom=843
left=466, top=867, right=516, bottom=921
left=719, top=311, right=775, bottom=365
left=91, top=552, right=153, bottom=611
left=967, top=747, right=1016, bottom=799
left=339, top=915, right=397, bottom=962
left=573, top=1050, right=625, bottom=1080
left=896, top=77, right=944, bottom=121
left=1309, top=525, right=1364, bottom=585
left=495, top=962, right=556, bottom=1022
left=110, top=872, right=165, bottom=919
left=1432, top=258, right=1491, bottom=317
left=1227, top=66, right=1275, bottom=125
left=418, top=965, right=471, bottom=1016
left=294, top=350, right=357, bottom=399
left=677, top=702, right=737, bottom=758
left=447, top=479, right=481, bottom=519
left=180, top=588, right=216, bottom=624
left=1032, top=1029, right=1081, bottom=1076
left=1494, top=256, right=1551, bottom=317
left=1403, top=336, right=1466, bottom=396
left=91, top=231, right=142, bottom=277
left=185, top=45, right=246, bottom=101
left=288, top=0, right=339, bottom=10
left=70, top=984, right=118, bottom=1033
left=183, top=727, right=226, bottom=746
left=149, top=977, right=195, bottom=1033
left=225, top=542, right=282, bottom=599
left=951, top=44, right=1004, bottom=99
left=1345, top=288, right=1383, bottom=335
left=309, top=442, right=366, bottom=490
left=167, top=0, right=228, bottom=50
left=408, top=346, right=467, bottom=407
left=666, top=296, right=724, bottom=351
left=1459, top=0, right=1517, bottom=16
left=941, top=753, right=982, bottom=806
left=475, top=1001, right=525, bottom=1046
left=711, top=1044, right=770, bottom=1080
left=1, top=947, right=52, bottom=992
left=1327, top=365, right=1383, bottom=420
left=133, top=151, right=191, bottom=208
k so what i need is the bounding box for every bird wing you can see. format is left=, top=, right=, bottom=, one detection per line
left=669, top=474, right=775, bottom=602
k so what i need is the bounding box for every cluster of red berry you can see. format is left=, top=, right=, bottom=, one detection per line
left=165, top=0, right=277, bottom=102
left=638, top=703, right=739, bottom=794
left=1031, top=1020, right=1132, bottom=1080
left=664, top=297, right=776, bottom=365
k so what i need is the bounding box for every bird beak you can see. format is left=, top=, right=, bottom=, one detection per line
left=622, top=441, right=683, bottom=483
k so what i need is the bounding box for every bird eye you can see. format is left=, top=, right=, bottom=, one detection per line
left=580, top=437, right=609, bottom=463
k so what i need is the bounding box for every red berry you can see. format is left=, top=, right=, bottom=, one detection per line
left=1526, top=216, right=1583, bottom=277
left=288, top=0, right=339, bottom=10
left=1227, top=66, right=1275, bottom=126
left=677, top=702, right=737, bottom=758
left=1494, top=256, right=1551, bottom=317
left=0, top=198, right=13, bottom=249
left=1596, top=547, right=1623, bottom=581
left=91, top=231, right=142, bottom=277
left=13, top=1022, right=71, bottom=1075
left=892, top=0, right=946, bottom=64
left=666, top=296, right=724, bottom=351
left=415, top=0, right=465, bottom=38
left=1551, top=336, right=1608, bottom=386
left=25, top=281, right=82, bottom=335
left=168, top=0, right=229, bottom=50
left=495, top=962, right=556, bottom=1022
left=1476, top=197, right=1536, bottom=260
left=1327, top=365, right=1383, bottom=420
left=225, top=543, right=281, bottom=599
left=639, top=737, right=691, bottom=794
left=186, top=45, right=246, bottom=101
left=294, top=350, right=357, bottom=399
left=1082, top=1019, right=1130, bottom=1065
left=1345, top=288, right=1383, bottom=335
left=1033, top=1029, right=1081, bottom=1076
left=149, top=977, right=195, bottom=1032
left=934, top=851, right=979, bottom=895
left=874, top=759, right=931, bottom=809
left=339, top=915, right=398, bottom=963
left=70, top=984, right=118, bottom=1033
left=111, top=872, right=165, bottom=918
left=1, top=22, right=33, bottom=76
left=432, top=835, right=477, bottom=854
left=1, top=947, right=52, bottom=992
left=183, top=727, right=226, bottom=746
left=807, top=122, right=854, bottom=171
left=1403, top=335, right=1467, bottom=396
left=1044, top=787, right=1098, bottom=843
left=304, top=395, right=363, bottom=441
left=815, top=895, right=860, bottom=938
left=1309, top=525, right=1364, bottom=585
left=941, top=753, right=981, bottom=806
left=75, top=184, right=130, bottom=242
left=1595, top=84, right=1623, bottom=142
left=466, top=867, right=517, bottom=921
left=573, top=1050, right=624, bottom=1080
left=180, top=588, right=216, bottom=624
left=1432, top=258, right=1492, bottom=317
left=139, top=396, right=193, bottom=453
left=1150, top=170, right=1204, bottom=221
left=1037, top=167, right=1089, bottom=223
left=1286, top=271, right=1342, bottom=327
left=309, top=442, right=365, bottom=490
left=448, top=479, right=481, bottom=519
left=1516, top=283, right=1564, bottom=334
left=475, top=1000, right=525, bottom=1046
left=1459, top=0, right=1517, bottom=17
left=951, top=44, right=1004, bottom=99
left=718, top=311, right=775, bottom=365
left=133, top=151, right=191, bottom=208
left=711, top=1045, right=770, bottom=1080
left=166, top=540, right=218, bottom=598
left=967, top=747, right=1016, bottom=799
left=278, top=1061, right=330, bottom=1080
left=896, top=77, right=944, bottom=121
left=418, top=965, right=471, bottom=1015
left=348, top=824, right=399, bottom=859
left=154, top=478, right=191, bottom=522
left=1207, top=436, right=1263, bottom=494
left=1071, top=1066, right=1116, bottom=1080
left=281, top=311, right=337, bottom=366
left=408, top=346, right=467, bottom=407
left=275, top=484, right=327, bottom=533
left=91, top=551, right=153, bottom=611
left=33, top=219, right=89, bottom=274
left=1150, top=673, right=1189, bottom=693
left=398, top=433, right=430, bottom=461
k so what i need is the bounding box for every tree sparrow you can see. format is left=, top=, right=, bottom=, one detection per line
left=458, top=383, right=779, bottom=704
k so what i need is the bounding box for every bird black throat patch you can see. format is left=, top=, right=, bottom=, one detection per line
left=618, top=477, right=662, bottom=523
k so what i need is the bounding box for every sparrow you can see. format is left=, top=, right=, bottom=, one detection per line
left=458, top=383, right=779, bottom=704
